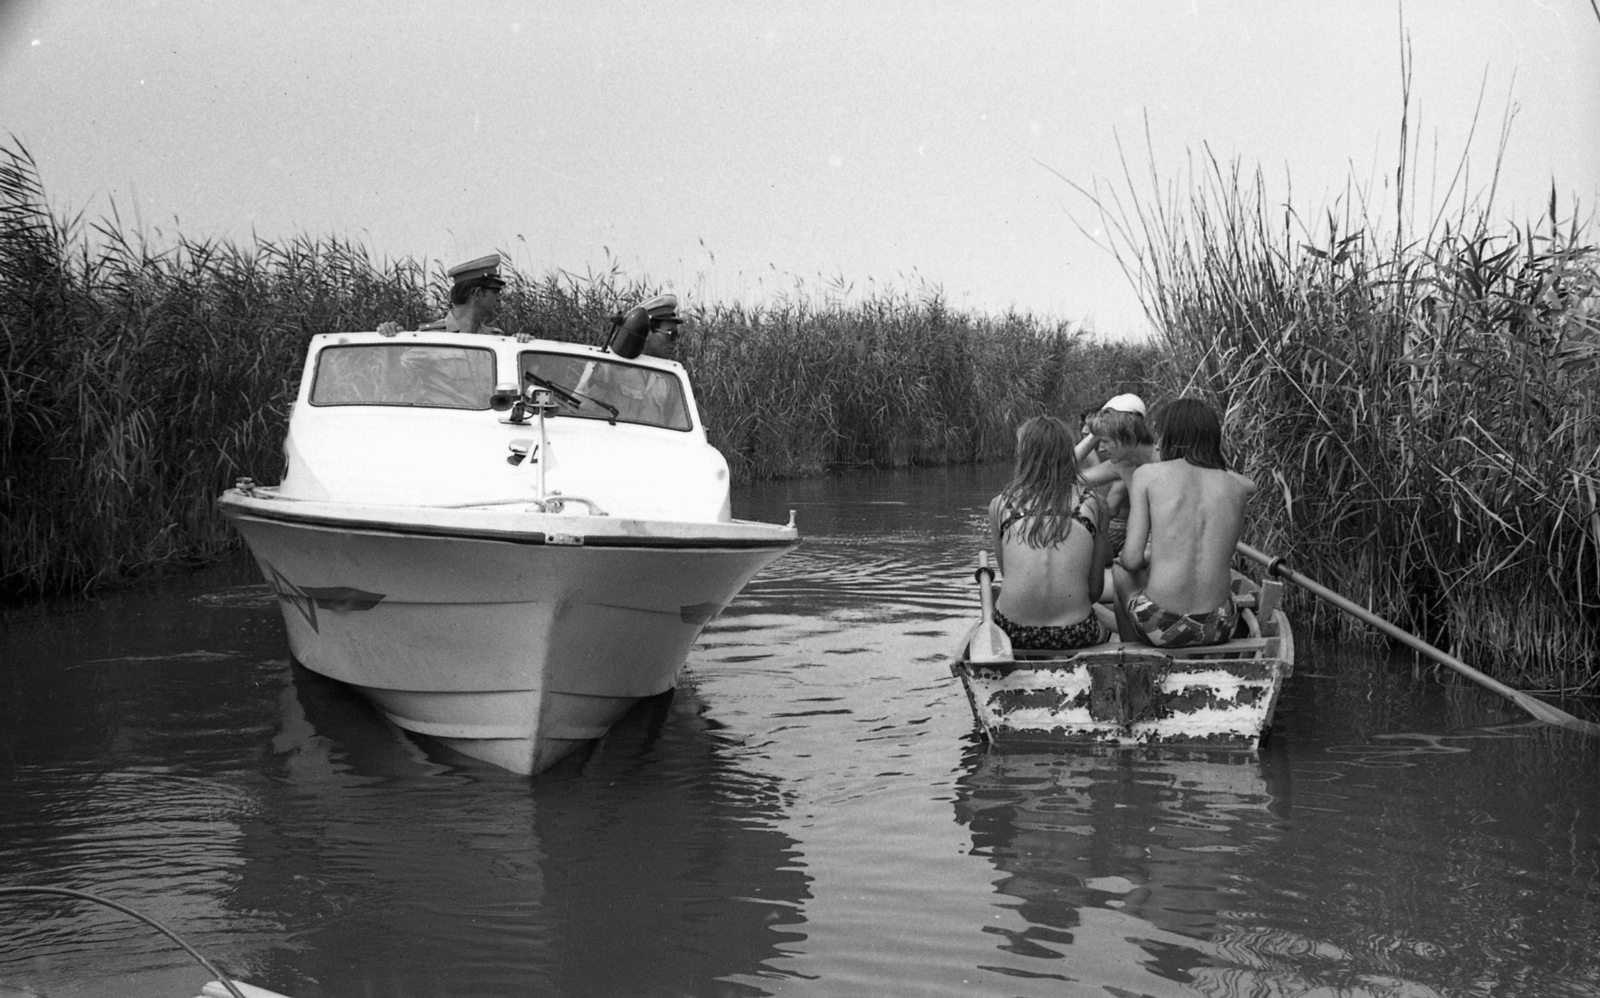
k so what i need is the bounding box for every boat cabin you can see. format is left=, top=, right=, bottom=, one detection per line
left=277, top=330, right=732, bottom=522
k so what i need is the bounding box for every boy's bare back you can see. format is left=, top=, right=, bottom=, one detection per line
left=1122, top=460, right=1256, bottom=614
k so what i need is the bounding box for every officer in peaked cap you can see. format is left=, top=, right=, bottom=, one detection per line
left=447, top=255, right=507, bottom=294
left=413, top=254, right=508, bottom=336
left=637, top=293, right=684, bottom=359
left=375, top=253, right=518, bottom=338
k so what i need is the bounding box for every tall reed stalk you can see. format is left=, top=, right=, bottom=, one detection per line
left=1077, top=99, right=1600, bottom=687
left=0, top=139, right=1152, bottom=600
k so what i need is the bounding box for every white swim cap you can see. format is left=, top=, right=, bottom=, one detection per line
left=1102, top=393, right=1147, bottom=415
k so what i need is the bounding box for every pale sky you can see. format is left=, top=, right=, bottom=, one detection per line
left=2, top=0, right=1596, bottom=340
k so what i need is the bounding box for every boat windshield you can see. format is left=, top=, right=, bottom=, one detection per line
left=519, top=351, right=692, bottom=431
left=310, top=344, right=497, bottom=409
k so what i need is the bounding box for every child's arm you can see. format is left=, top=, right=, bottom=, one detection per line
left=1079, top=460, right=1121, bottom=489
left=1074, top=430, right=1099, bottom=464
left=1119, top=470, right=1152, bottom=572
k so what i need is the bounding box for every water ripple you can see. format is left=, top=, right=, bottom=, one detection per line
left=5, top=466, right=1600, bottom=997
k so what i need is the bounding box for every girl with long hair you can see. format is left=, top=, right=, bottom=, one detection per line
left=987, top=416, right=1113, bottom=649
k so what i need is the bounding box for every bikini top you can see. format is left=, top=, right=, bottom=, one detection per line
left=994, top=489, right=1098, bottom=541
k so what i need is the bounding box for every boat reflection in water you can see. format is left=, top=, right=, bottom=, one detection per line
left=953, top=745, right=1316, bottom=996
left=0, top=573, right=810, bottom=997
left=232, top=659, right=811, bottom=997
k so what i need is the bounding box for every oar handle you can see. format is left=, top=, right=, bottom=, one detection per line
left=976, top=551, right=998, bottom=617
left=1237, top=542, right=1288, bottom=581
left=1236, top=541, right=1600, bottom=734
left=974, top=550, right=996, bottom=583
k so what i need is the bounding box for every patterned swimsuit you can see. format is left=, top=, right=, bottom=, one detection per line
left=994, top=493, right=1098, bottom=542
left=993, top=607, right=1107, bottom=650
left=1125, top=592, right=1239, bottom=648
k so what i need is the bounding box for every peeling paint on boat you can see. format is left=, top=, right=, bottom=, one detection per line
left=951, top=575, right=1294, bottom=751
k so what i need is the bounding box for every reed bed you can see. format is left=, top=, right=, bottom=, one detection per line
left=0, top=140, right=1151, bottom=600
left=1079, top=126, right=1600, bottom=687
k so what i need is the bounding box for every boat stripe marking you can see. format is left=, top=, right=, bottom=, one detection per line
left=264, top=565, right=388, bottom=632
left=230, top=506, right=799, bottom=550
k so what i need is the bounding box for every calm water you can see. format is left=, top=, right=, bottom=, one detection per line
left=3, top=464, right=1599, bottom=998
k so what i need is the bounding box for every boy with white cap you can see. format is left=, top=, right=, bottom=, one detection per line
left=1074, top=393, right=1156, bottom=565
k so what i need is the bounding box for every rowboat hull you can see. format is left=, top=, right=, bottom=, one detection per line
left=951, top=574, right=1294, bottom=751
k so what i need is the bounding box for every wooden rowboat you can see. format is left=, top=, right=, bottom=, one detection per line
left=950, top=566, right=1294, bottom=751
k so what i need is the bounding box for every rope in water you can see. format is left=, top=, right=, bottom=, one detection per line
left=0, top=886, right=248, bottom=998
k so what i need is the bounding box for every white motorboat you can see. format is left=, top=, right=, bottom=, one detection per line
left=219, top=298, right=798, bottom=775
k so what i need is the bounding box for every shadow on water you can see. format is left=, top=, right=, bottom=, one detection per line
left=946, top=630, right=1600, bottom=997
left=953, top=744, right=1291, bottom=994
left=234, top=667, right=812, bottom=998
left=0, top=558, right=811, bottom=998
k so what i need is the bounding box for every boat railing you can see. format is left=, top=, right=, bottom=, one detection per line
left=230, top=479, right=608, bottom=516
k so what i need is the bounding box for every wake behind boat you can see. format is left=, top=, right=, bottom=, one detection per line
left=219, top=297, right=798, bottom=775
left=951, top=563, right=1294, bottom=750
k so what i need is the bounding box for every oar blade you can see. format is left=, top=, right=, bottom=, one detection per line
left=969, top=551, right=1014, bottom=663
left=969, top=620, right=1013, bottom=663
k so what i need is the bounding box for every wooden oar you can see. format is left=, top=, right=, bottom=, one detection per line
left=969, top=551, right=1014, bottom=663
left=1236, top=541, right=1600, bottom=735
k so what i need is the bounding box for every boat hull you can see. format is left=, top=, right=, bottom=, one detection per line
left=222, top=495, right=795, bottom=774
left=952, top=575, right=1294, bottom=751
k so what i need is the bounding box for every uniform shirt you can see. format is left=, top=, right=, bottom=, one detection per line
left=420, top=308, right=503, bottom=336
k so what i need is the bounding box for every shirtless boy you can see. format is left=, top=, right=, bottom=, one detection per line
left=1112, top=398, right=1256, bottom=648
left=1074, top=393, right=1156, bottom=564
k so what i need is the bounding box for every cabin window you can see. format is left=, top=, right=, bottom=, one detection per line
left=518, top=351, right=693, bottom=431
left=310, top=344, right=497, bottom=409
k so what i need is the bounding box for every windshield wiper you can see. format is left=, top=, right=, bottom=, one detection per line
left=523, top=371, right=620, bottom=424
left=570, top=388, right=620, bottom=423
left=524, top=370, right=583, bottom=407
